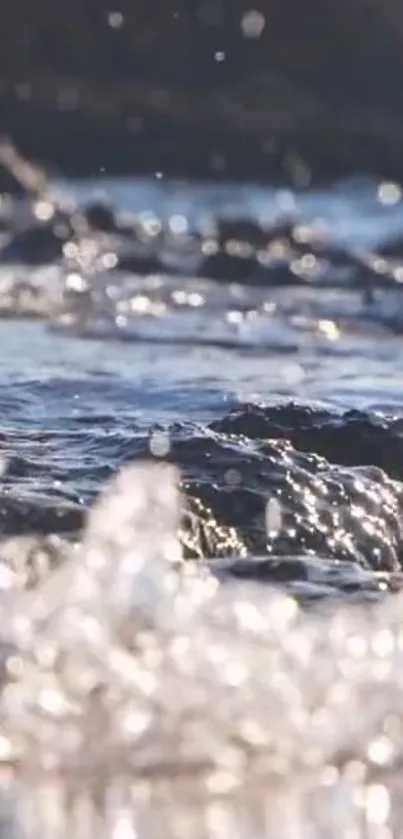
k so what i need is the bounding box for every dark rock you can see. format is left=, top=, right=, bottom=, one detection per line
left=214, top=556, right=310, bottom=583
left=199, top=251, right=259, bottom=283
left=0, top=217, right=73, bottom=265
left=265, top=217, right=297, bottom=245
left=171, top=410, right=403, bottom=569
left=81, top=201, right=135, bottom=239
left=210, top=402, right=403, bottom=481
left=84, top=201, right=117, bottom=234
left=216, top=218, right=267, bottom=248
left=378, top=237, right=403, bottom=259
left=116, top=251, right=163, bottom=275
left=199, top=247, right=315, bottom=285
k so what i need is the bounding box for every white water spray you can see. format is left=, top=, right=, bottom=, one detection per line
left=0, top=461, right=401, bottom=836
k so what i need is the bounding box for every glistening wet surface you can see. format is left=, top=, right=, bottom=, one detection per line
left=2, top=175, right=403, bottom=590
left=2, top=172, right=403, bottom=835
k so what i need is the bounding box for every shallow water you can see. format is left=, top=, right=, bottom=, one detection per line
left=2, top=173, right=403, bottom=835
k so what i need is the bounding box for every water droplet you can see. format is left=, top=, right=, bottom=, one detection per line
left=241, top=10, right=266, bottom=38
left=210, top=152, right=226, bottom=171
left=168, top=214, right=188, bottom=235
left=377, top=181, right=401, bottom=206
left=107, top=11, right=124, bottom=28
left=225, top=469, right=242, bottom=487
left=34, top=200, right=55, bottom=222
left=149, top=428, right=171, bottom=458
left=265, top=497, right=282, bottom=538
left=365, top=785, right=390, bottom=824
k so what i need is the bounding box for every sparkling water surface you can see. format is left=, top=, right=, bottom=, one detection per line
left=1, top=173, right=403, bottom=836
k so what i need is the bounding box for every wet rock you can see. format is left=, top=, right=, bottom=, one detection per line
left=216, top=218, right=267, bottom=249
left=264, top=217, right=297, bottom=245
left=199, top=217, right=306, bottom=284
left=378, top=236, right=403, bottom=259
left=181, top=438, right=403, bottom=569
left=181, top=494, right=248, bottom=560
left=199, top=248, right=315, bottom=285
left=0, top=216, right=73, bottom=265
left=81, top=201, right=135, bottom=239
left=198, top=250, right=259, bottom=283
left=0, top=492, right=83, bottom=536
left=116, top=251, right=164, bottom=275
left=1, top=400, right=403, bottom=575
left=84, top=201, right=118, bottom=234
left=211, top=403, right=403, bottom=480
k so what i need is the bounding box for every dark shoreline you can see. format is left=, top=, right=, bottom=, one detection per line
left=4, top=93, right=403, bottom=186
left=3, top=0, right=403, bottom=185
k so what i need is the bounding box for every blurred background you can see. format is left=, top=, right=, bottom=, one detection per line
left=2, top=0, right=403, bottom=183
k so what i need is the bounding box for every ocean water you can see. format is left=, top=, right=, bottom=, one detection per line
left=2, top=172, right=403, bottom=835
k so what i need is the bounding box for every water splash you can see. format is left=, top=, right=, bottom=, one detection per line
left=0, top=460, right=401, bottom=835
